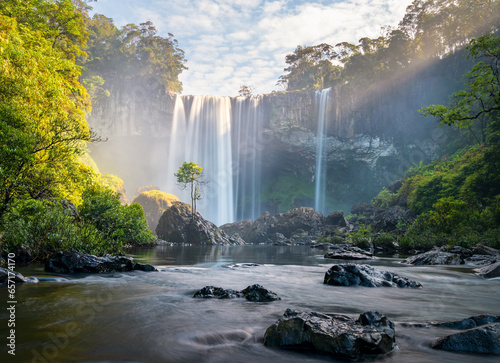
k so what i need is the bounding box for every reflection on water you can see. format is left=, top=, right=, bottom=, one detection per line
left=1, top=245, right=499, bottom=363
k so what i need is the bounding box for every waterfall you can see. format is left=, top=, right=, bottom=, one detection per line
left=166, top=95, right=264, bottom=226
left=314, top=88, right=331, bottom=214
left=232, top=95, right=264, bottom=221
left=166, top=95, right=234, bottom=226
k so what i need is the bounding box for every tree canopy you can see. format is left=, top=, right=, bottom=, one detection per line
left=279, top=0, right=500, bottom=91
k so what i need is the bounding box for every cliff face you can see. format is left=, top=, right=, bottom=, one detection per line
left=87, top=50, right=471, bottom=220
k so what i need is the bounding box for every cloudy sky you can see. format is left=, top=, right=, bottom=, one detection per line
left=90, top=0, right=414, bottom=96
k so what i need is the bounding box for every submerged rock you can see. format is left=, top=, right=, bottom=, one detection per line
left=193, top=284, right=280, bottom=301
left=45, top=251, right=156, bottom=274
left=324, top=263, right=422, bottom=288
left=193, top=286, right=243, bottom=299
left=432, top=315, right=500, bottom=330
left=156, top=202, right=240, bottom=245
left=264, top=309, right=396, bottom=360
left=432, top=323, right=500, bottom=354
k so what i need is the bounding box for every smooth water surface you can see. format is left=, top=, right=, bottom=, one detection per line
left=1, top=245, right=499, bottom=363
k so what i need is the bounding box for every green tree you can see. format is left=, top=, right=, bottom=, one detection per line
left=174, top=162, right=205, bottom=218
left=420, top=34, right=500, bottom=143
left=278, top=44, right=342, bottom=91
left=0, top=14, right=93, bottom=217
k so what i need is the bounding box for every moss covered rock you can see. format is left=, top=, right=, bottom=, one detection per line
left=132, top=190, right=180, bottom=233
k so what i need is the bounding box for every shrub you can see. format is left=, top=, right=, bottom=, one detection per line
left=79, top=184, right=155, bottom=247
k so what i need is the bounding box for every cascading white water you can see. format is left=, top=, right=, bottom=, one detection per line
left=314, top=88, right=332, bottom=214
left=166, top=95, right=234, bottom=226
left=232, top=95, right=264, bottom=221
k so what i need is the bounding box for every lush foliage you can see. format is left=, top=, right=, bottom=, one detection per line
left=372, top=33, right=500, bottom=251
left=132, top=190, right=179, bottom=232
left=79, top=183, right=155, bottom=247
left=0, top=1, right=170, bottom=261
left=79, top=4, right=187, bottom=95
left=279, top=0, right=500, bottom=91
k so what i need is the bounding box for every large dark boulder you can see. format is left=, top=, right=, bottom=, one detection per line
left=45, top=251, right=135, bottom=273
left=432, top=323, right=500, bottom=354
left=193, top=284, right=280, bottom=301
left=324, top=211, right=348, bottom=227
left=156, top=202, right=241, bottom=245
left=264, top=309, right=396, bottom=360
left=324, top=263, right=422, bottom=288
left=273, top=207, right=324, bottom=237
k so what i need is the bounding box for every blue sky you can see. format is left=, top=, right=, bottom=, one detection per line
left=89, top=0, right=414, bottom=96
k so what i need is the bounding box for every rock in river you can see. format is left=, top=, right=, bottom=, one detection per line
left=401, top=247, right=466, bottom=265
left=264, top=309, right=396, bottom=360
left=432, top=323, right=500, bottom=354
left=324, top=263, right=422, bottom=288
left=324, top=245, right=373, bottom=260
left=45, top=251, right=156, bottom=273
left=0, top=267, right=38, bottom=284
left=193, top=284, right=280, bottom=302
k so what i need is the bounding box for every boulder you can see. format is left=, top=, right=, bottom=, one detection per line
left=131, top=190, right=179, bottom=232
left=476, top=261, right=500, bottom=279
left=264, top=309, right=396, bottom=360
left=272, top=207, right=325, bottom=238
left=219, top=219, right=254, bottom=242
left=193, top=284, right=280, bottom=302
left=324, top=245, right=373, bottom=260
left=45, top=251, right=135, bottom=273
left=372, top=206, right=415, bottom=232
left=12, top=244, right=34, bottom=265
left=241, top=284, right=281, bottom=302
left=432, top=323, right=500, bottom=354
left=401, top=248, right=465, bottom=265
left=324, top=263, right=422, bottom=288
left=324, top=211, right=348, bottom=227
left=156, top=202, right=238, bottom=245
left=0, top=267, right=38, bottom=284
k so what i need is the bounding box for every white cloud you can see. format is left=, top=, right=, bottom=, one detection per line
left=90, top=0, right=414, bottom=96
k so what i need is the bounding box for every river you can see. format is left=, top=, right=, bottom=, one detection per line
left=1, top=245, right=499, bottom=363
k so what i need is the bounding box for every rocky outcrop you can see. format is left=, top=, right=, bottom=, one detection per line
left=220, top=207, right=330, bottom=244
left=193, top=284, right=280, bottom=302
left=264, top=309, right=396, bottom=360
left=324, top=263, right=422, bottom=288
left=0, top=267, right=38, bottom=285
left=44, top=251, right=156, bottom=273
left=324, top=245, right=373, bottom=260
left=402, top=247, right=466, bottom=265
left=402, top=245, right=500, bottom=269
left=156, top=202, right=242, bottom=245
left=432, top=323, right=500, bottom=354
left=349, top=203, right=415, bottom=233
left=131, top=190, right=179, bottom=233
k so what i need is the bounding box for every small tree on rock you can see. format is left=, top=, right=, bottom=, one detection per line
left=174, top=162, right=205, bottom=218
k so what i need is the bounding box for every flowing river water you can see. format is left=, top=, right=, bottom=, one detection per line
left=1, top=245, right=499, bottom=363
